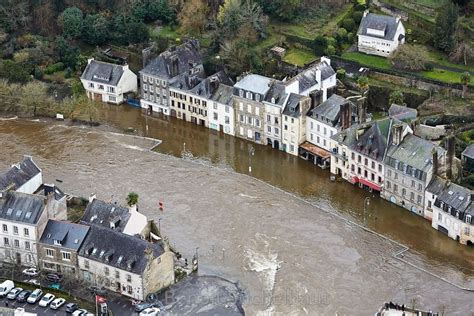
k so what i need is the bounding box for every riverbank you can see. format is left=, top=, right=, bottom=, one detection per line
left=1, top=118, right=473, bottom=314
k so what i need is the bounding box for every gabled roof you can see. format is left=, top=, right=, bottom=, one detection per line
left=430, top=177, right=472, bottom=214
left=385, top=134, right=445, bottom=173
left=282, top=93, right=307, bottom=118
left=210, top=84, right=234, bottom=106
left=189, top=71, right=234, bottom=99
left=0, top=191, right=45, bottom=225
left=388, top=104, right=417, bottom=121
left=234, top=74, right=272, bottom=95
left=0, top=156, right=41, bottom=192
left=81, top=60, right=125, bottom=86
left=357, top=13, right=401, bottom=41
left=286, top=60, right=335, bottom=94
left=169, top=73, right=202, bottom=91
left=35, top=184, right=65, bottom=201
left=141, top=39, right=203, bottom=80
left=263, top=81, right=287, bottom=107
left=462, top=144, right=474, bottom=159
left=78, top=225, right=165, bottom=275
left=39, top=220, right=90, bottom=251
left=308, top=94, right=357, bottom=127
left=81, top=199, right=131, bottom=233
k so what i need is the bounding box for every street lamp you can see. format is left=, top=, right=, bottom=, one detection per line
left=248, top=145, right=255, bottom=174
left=363, top=197, right=370, bottom=226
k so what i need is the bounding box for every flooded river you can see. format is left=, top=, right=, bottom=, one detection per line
left=0, top=105, right=473, bottom=315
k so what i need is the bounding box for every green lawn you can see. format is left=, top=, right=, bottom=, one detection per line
left=421, top=68, right=474, bottom=85
left=341, top=52, right=391, bottom=69
left=283, top=48, right=317, bottom=66
left=422, top=45, right=474, bottom=72
left=149, top=25, right=181, bottom=42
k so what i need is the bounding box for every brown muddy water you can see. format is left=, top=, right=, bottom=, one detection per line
left=0, top=105, right=473, bottom=315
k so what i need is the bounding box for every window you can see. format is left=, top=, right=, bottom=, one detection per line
left=267, top=126, right=271, bottom=133
left=284, top=125, right=288, bottom=131
left=13, top=226, right=18, bottom=235
left=143, top=75, right=148, bottom=82
left=255, top=107, right=260, bottom=116
left=247, top=104, right=252, bottom=113
left=4, top=237, right=9, bottom=246
left=107, top=86, right=115, bottom=93
left=411, top=180, right=415, bottom=188
left=54, top=240, right=62, bottom=246
left=358, top=167, right=361, bottom=175
left=143, top=84, right=148, bottom=91
left=310, top=121, right=314, bottom=130
left=317, top=124, right=320, bottom=132
left=2, top=224, right=7, bottom=233
left=410, top=192, right=415, bottom=201
left=239, top=102, right=243, bottom=111
left=239, top=114, right=244, bottom=123
left=364, top=158, right=368, bottom=166
left=394, top=173, right=398, bottom=180
left=418, top=183, right=422, bottom=191
left=62, top=252, right=71, bottom=261
left=275, top=128, right=279, bottom=135
left=378, top=176, right=382, bottom=183
left=402, top=188, right=406, bottom=197
left=46, top=249, right=54, bottom=257
left=417, top=195, right=422, bottom=204
left=25, top=241, right=30, bottom=250
left=371, top=173, right=375, bottom=181
left=255, top=119, right=260, bottom=127
left=115, top=271, right=120, bottom=278
left=98, top=84, right=104, bottom=90
left=358, top=155, right=361, bottom=163
left=109, top=96, right=116, bottom=102
left=465, top=227, right=470, bottom=236
left=371, top=161, right=375, bottom=169
left=438, top=213, right=442, bottom=222
left=213, top=103, right=218, bottom=110
left=323, top=127, right=326, bottom=135
left=127, top=285, right=133, bottom=294
left=225, top=106, right=230, bottom=113
left=386, top=181, right=391, bottom=189
left=255, top=94, right=260, bottom=102
left=127, top=274, right=132, bottom=283
left=378, top=164, right=382, bottom=172
left=246, top=91, right=252, bottom=99
left=24, top=228, right=29, bottom=237
left=351, top=152, right=355, bottom=160
left=213, top=112, right=218, bottom=120
left=14, top=239, right=20, bottom=248
left=84, top=260, right=89, bottom=269
left=394, top=184, right=398, bottom=193
left=105, top=267, right=109, bottom=275
left=225, top=116, right=230, bottom=124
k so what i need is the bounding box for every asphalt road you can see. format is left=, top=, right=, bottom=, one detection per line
left=0, top=295, right=77, bottom=315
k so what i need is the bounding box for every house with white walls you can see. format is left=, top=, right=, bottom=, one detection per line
left=357, top=11, right=406, bottom=57
left=81, top=59, right=137, bottom=104
left=0, top=156, right=42, bottom=195
left=208, top=83, right=235, bottom=136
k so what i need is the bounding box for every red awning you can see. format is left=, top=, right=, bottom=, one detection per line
left=353, top=177, right=381, bottom=191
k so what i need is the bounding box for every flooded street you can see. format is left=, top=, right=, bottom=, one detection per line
left=1, top=106, right=473, bottom=314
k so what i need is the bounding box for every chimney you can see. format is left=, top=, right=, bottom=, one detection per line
left=315, top=68, right=321, bottom=87
left=356, top=126, right=365, bottom=141
left=340, top=102, right=351, bottom=130
left=129, top=204, right=137, bottom=213
left=432, top=148, right=438, bottom=176
left=310, top=90, right=323, bottom=108
left=87, top=58, right=94, bottom=65
left=320, top=56, right=331, bottom=66
left=391, top=123, right=403, bottom=146
left=445, top=135, right=455, bottom=180
left=363, top=10, right=369, bottom=17
left=89, top=193, right=96, bottom=203
left=357, top=99, right=367, bottom=124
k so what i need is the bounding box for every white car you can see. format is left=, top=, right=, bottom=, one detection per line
left=7, top=287, right=23, bottom=300
left=140, top=307, right=161, bottom=316
left=50, top=297, right=66, bottom=310
left=39, top=293, right=55, bottom=307
left=0, top=280, right=14, bottom=297
left=72, top=309, right=93, bottom=316
left=25, top=279, right=40, bottom=286
left=27, top=288, right=43, bottom=304
left=22, top=267, right=39, bottom=277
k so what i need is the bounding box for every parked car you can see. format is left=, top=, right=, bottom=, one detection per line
left=72, top=309, right=93, bottom=316
left=39, top=293, right=55, bottom=307
left=65, top=302, right=78, bottom=313
left=50, top=297, right=66, bottom=310
left=22, top=267, right=39, bottom=277
left=27, top=288, right=43, bottom=304
left=16, top=290, right=32, bottom=303
left=46, top=273, right=62, bottom=283
left=139, top=307, right=161, bottom=316
left=7, top=287, right=23, bottom=300
left=25, top=279, right=40, bottom=286
left=87, top=285, right=107, bottom=296
left=135, top=302, right=161, bottom=313
left=0, top=280, right=14, bottom=297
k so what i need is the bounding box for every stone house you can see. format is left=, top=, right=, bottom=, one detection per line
left=263, top=81, right=288, bottom=150
left=77, top=225, right=175, bottom=300
left=81, top=59, right=137, bottom=104
left=281, top=93, right=312, bottom=156
left=139, top=39, right=204, bottom=116
left=357, top=11, right=405, bottom=57
left=0, top=156, right=42, bottom=195
left=38, top=220, right=89, bottom=275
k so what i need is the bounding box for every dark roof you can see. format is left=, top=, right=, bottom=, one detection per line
left=264, top=81, right=287, bottom=107
left=81, top=60, right=125, bottom=86
left=388, top=104, right=417, bottom=121
left=189, top=71, right=234, bottom=99
left=0, top=156, right=41, bottom=192
left=385, top=134, right=445, bottom=173
left=357, top=13, right=401, bottom=41
left=308, top=94, right=357, bottom=127
left=462, top=144, right=474, bottom=159
left=434, top=180, right=472, bottom=215
left=320, top=62, right=336, bottom=81
left=170, top=73, right=202, bottom=91
left=39, top=220, right=90, bottom=251
left=0, top=191, right=45, bottom=225
left=78, top=225, right=165, bottom=274
left=141, top=39, right=203, bottom=80
left=287, top=60, right=335, bottom=93
left=81, top=199, right=131, bottom=232
left=210, top=84, right=234, bottom=106
left=34, top=184, right=65, bottom=201
left=426, top=176, right=448, bottom=196
left=282, top=93, right=306, bottom=118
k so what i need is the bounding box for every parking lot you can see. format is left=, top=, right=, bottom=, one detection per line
left=0, top=295, right=78, bottom=315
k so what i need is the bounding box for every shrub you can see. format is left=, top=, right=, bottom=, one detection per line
left=337, top=68, right=346, bottom=79
left=324, top=45, right=336, bottom=56
left=44, top=62, right=65, bottom=75
left=33, top=67, right=43, bottom=80
left=353, top=11, right=363, bottom=24
left=389, top=44, right=428, bottom=71
left=424, top=62, right=434, bottom=71
left=342, top=18, right=356, bottom=32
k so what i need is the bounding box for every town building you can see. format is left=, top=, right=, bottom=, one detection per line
left=427, top=177, right=473, bottom=245
left=330, top=118, right=411, bottom=192
left=38, top=220, right=89, bottom=275
left=0, top=156, right=42, bottom=195
left=281, top=93, right=312, bottom=156
left=382, top=133, right=446, bottom=217
left=233, top=74, right=271, bottom=145
left=81, top=197, right=147, bottom=237
left=81, top=59, right=137, bottom=104
left=357, top=11, right=405, bottom=57
left=0, top=190, right=67, bottom=267
left=263, top=81, right=287, bottom=149
left=208, top=83, right=235, bottom=136
left=462, top=144, right=474, bottom=174
left=284, top=57, right=336, bottom=102
left=305, top=94, right=358, bottom=168
left=77, top=225, right=175, bottom=300
left=139, top=39, right=204, bottom=115
left=388, top=103, right=417, bottom=121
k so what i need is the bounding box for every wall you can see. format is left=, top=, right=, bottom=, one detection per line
left=142, top=250, right=175, bottom=297
left=17, top=172, right=42, bottom=195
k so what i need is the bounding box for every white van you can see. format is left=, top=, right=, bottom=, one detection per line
left=0, top=280, right=14, bottom=297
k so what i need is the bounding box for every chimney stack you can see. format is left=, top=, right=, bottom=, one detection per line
left=357, top=98, right=367, bottom=124
left=310, top=90, right=323, bottom=108
left=340, top=102, right=351, bottom=130
left=445, top=135, right=455, bottom=180
left=432, top=148, right=438, bottom=177
left=392, top=123, right=403, bottom=146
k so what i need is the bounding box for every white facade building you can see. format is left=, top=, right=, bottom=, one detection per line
left=281, top=94, right=311, bottom=156
left=0, top=156, right=42, bottom=195
left=357, top=11, right=406, bottom=57
left=208, top=84, right=235, bottom=136
left=81, top=59, right=137, bottom=104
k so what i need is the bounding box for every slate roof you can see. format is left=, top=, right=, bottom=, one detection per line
left=39, top=220, right=90, bottom=251
left=0, top=191, right=45, bottom=225
left=264, top=81, right=287, bottom=107
left=234, top=74, right=272, bottom=95
left=210, top=84, right=234, bottom=106
left=282, top=93, right=306, bottom=118
left=308, top=94, right=357, bottom=128
left=78, top=225, right=165, bottom=274
left=287, top=60, right=335, bottom=94
left=357, top=13, right=401, bottom=41
left=433, top=179, right=472, bottom=215
left=81, top=199, right=131, bottom=233
left=35, top=184, right=65, bottom=201
left=189, top=71, right=234, bottom=99
left=462, top=144, right=474, bottom=159
left=332, top=118, right=398, bottom=162
left=0, top=156, right=41, bottom=192
left=388, top=104, right=417, bottom=121
left=81, top=60, right=125, bottom=86
left=426, top=176, right=448, bottom=196
left=385, top=134, right=446, bottom=173
left=169, top=73, right=202, bottom=91
left=141, top=39, right=203, bottom=80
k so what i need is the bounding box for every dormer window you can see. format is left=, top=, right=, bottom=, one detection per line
left=255, top=94, right=260, bottom=102
left=239, top=89, right=244, bottom=97
left=54, top=239, right=62, bottom=246
left=246, top=91, right=252, bottom=100
left=271, top=97, right=275, bottom=103
left=466, top=215, right=472, bottom=224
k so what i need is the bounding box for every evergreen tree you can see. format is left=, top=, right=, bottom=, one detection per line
left=433, top=2, right=459, bottom=53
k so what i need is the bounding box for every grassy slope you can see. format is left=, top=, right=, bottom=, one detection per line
left=283, top=48, right=317, bottom=66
